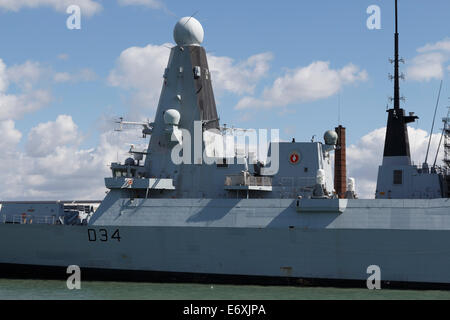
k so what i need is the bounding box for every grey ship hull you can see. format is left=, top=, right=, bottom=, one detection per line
left=1, top=197, right=450, bottom=288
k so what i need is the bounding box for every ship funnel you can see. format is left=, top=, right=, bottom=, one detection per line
left=334, top=125, right=347, bottom=198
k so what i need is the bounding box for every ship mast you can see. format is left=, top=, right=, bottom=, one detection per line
left=393, top=0, right=400, bottom=110
left=381, top=0, right=418, bottom=165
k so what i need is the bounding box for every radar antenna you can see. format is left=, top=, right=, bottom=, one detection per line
left=115, top=117, right=154, bottom=138
left=393, top=0, right=401, bottom=109
left=425, top=80, right=443, bottom=165
left=432, top=103, right=450, bottom=170
left=183, top=11, right=199, bottom=26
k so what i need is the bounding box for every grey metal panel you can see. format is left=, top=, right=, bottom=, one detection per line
left=189, top=46, right=219, bottom=130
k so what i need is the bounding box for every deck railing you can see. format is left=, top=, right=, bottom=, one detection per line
left=1, top=214, right=57, bottom=225
left=225, top=174, right=272, bottom=187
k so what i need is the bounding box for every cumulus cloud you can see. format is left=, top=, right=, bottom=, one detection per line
left=108, top=43, right=272, bottom=118
left=6, top=60, right=45, bottom=90
left=347, top=126, right=444, bottom=198
left=0, top=59, right=8, bottom=92
left=0, top=120, right=22, bottom=150
left=0, top=58, right=52, bottom=120
left=207, top=52, right=273, bottom=95
left=417, top=38, right=450, bottom=53
left=0, top=89, right=52, bottom=120
left=407, top=52, right=447, bottom=82
left=26, top=115, right=81, bottom=157
left=0, top=58, right=98, bottom=120
left=108, top=43, right=171, bottom=115
left=0, top=0, right=102, bottom=17
left=235, top=61, right=367, bottom=110
left=0, top=89, right=52, bottom=122
left=0, top=115, right=146, bottom=200
left=407, top=38, right=450, bottom=82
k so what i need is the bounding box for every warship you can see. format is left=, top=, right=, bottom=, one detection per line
left=1, top=1, right=450, bottom=288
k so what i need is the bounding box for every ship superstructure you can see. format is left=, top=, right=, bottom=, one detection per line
left=375, top=1, right=445, bottom=199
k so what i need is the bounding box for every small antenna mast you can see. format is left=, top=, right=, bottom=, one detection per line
left=393, top=0, right=401, bottom=110
left=433, top=104, right=450, bottom=169
left=425, top=80, right=443, bottom=165
left=338, top=92, right=341, bottom=125
left=184, top=11, right=199, bottom=26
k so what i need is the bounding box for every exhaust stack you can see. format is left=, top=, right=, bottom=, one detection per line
left=334, top=125, right=347, bottom=198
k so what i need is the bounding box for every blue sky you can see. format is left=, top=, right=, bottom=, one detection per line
left=0, top=0, right=449, bottom=199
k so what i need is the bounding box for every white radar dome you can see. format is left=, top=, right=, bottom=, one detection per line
left=173, top=17, right=204, bottom=46
left=164, top=109, right=181, bottom=126
left=324, top=130, right=338, bottom=145
left=316, top=169, right=325, bottom=185
left=347, top=177, right=356, bottom=192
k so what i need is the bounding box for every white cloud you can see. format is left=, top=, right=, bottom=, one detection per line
left=53, top=72, right=71, bottom=83
left=417, top=38, right=450, bottom=53
left=6, top=60, right=44, bottom=89
left=117, top=0, right=162, bottom=8
left=0, top=0, right=102, bottom=17
left=0, top=89, right=52, bottom=120
left=0, top=58, right=97, bottom=120
left=0, top=116, right=146, bottom=200
left=235, top=61, right=367, bottom=110
left=407, top=38, right=450, bottom=82
left=207, top=52, right=273, bottom=95
left=407, top=52, right=446, bottom=81
left=0, top=120, right=22, bottom=150
left=0, top=59, right=8, bottom=92
left=54, top=68, right=97, bottom=83
left=108, top=43, right=171, bottom=117
left=0, top=58, right=52, bottom=120
left=347, top=126, right=444, bottom=198
left=26, top=115, right=81, bottom=157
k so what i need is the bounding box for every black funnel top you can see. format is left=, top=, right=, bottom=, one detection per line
left=383, top=0, right=418, bottom=158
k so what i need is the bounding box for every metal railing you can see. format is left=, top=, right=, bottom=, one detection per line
left=225, top=174, right=272, bottom=187
left=1, top=214, right=57, bottom=225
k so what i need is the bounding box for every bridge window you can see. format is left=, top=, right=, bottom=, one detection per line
left=393, top=170, right=403, bottom=185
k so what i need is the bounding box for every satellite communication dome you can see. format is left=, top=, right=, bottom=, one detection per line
left=347, top=177, right=356, bottom=192
left=324, top=130, right=338, bottom=145
left=125, top=157, right=135, bottom=166
left=164, top=109, right=181, bottom=126
left=316, top=169, right=325, bottom=185
left=173, top=17, right=204, bottom=46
